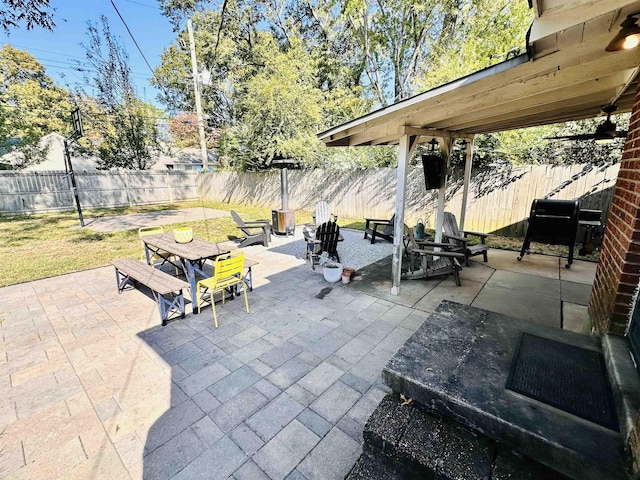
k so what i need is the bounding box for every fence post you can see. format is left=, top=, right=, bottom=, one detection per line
left=124, top=171, right=133, bottom=207
left=166, top=171, right=173, bottom=203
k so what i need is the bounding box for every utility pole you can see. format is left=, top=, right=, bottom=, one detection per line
left=187, top=19, right=209, bottom=171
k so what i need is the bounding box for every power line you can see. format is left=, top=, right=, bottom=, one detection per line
left=31, top=56, right=150, bottom=76
left=5, top=43, right=158, bottom=78
left=3, top=103, right=195, bottom=122
left=109, top=0, right=172, bottom=100
left=122, top=0, right=161, bottom=9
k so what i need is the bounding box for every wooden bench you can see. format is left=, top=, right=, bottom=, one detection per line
left=110, top=258, right=189, bottom=326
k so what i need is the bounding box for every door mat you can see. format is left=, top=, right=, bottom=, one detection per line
left=506, top=333, right=619, bottom=431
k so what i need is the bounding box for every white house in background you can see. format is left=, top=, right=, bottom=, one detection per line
left=1, top=133, right=217, bottom=172
left=152, top=148, right=217, bottom=171
left=1, top=132, right=100, bottom=172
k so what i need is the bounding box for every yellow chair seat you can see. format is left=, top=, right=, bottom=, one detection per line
left=196, top=251, right=249, bottom=327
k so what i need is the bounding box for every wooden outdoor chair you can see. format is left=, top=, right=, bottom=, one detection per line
left=442, top=212, right=489, bottom=266
left=312, top=201, right=338, bottom=225
left=230, top=210, right=271, bottom=248
left=402, top=228, right=465, bottom=285
left=364, top=214, right=396, bottom=244
left=303, top=220, right=341, bottom=270
left=138, top=226, right=178, bottom=273
left=196, top=251, right=250, bottom=328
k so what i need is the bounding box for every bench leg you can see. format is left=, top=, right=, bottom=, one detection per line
left=243, top=266, right=253, bottom=292
left=153, top=291, right=186, bottom=326
left=114, top=268, right=134, bottom=293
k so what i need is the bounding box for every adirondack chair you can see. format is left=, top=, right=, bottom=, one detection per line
left=364, top=214, right=396, bottom=244
left=312, top=201, right=338, bottom=225
left=230, top=210, right=271, bottom=248
left=304, top=220, right=341, bottom=269
left=403, top=228, right=465, bottom=285
left=442, top=212, right=489, bottom=266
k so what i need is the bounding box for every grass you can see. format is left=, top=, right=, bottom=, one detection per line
left=0, top=202, right=598, bottom=287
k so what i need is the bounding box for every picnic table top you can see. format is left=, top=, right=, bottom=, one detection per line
left=141, top=233, right=229, bottom=261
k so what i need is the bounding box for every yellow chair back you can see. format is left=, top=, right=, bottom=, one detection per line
left=213, top=251, right=245, bottom=290
left=138, top=226, right=172, bottom=266
left=138, top=226, right=164, bottom=238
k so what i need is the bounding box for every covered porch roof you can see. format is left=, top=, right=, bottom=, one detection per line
left=318, top=0, right=640, bottom=296
left=318, top=1, right=640, bottom=147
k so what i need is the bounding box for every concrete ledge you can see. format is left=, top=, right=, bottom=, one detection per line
left=602, top=334, right=640, bottom=444
left=382, top=301, right=629, bottom=480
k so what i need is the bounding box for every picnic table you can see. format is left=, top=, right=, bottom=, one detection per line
left=141, top=233, right=230, bottom=303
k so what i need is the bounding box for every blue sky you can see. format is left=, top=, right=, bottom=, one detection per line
left=2, top=0, right=179, bottom=111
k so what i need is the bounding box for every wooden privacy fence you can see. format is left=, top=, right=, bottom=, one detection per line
left=0, top=164, right=618, bottom=238
left=198, top=162, right=619, bottom=237
left=0, top=170, right=199, bottom=214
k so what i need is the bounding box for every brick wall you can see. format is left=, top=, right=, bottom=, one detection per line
left=589, top=85, right=640, bottom=336
left=588, top=84, right=640, bottom=476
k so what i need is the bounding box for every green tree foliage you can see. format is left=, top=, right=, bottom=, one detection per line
left=222, top=34, right=322, bottom=169
left=169, top=112, right=219, bottom=148
left=156, top=0, right=621, bottom=171
left=419, top=0, right=531, bottom=90
left=154, top=5, right=369, bottom=169
left=0, top=45, right=72, bottom=167
left=1, top=0, right=55, bottom=34
left=80, top=17, right=167, bottom=169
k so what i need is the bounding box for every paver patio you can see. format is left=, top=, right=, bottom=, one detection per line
left=0, top=230, right=596, bottom=479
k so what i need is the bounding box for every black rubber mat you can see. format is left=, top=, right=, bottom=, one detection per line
left=506, top=333, right=619, bottom=431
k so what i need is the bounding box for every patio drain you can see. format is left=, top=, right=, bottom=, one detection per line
left=506, top=333, right=618, bottom=431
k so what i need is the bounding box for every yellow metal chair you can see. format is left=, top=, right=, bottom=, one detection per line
left=138, top=226, right=178, bottom=273
left=196, top=251, right=250, bottom=327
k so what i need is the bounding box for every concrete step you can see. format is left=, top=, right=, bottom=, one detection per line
left=344, top=452, right=406, bottom=480
left=356, top=394, right=569, bottom=480
left=382, top=301, right=629, bottom=480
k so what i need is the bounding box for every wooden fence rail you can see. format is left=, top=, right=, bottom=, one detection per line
left=0, top=170, right=199, bottom=214
left=0, top=164, right=618, bottom=239
left=198, top=163, right=619, bottom=237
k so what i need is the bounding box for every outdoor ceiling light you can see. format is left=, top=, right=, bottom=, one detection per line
left=606, top=14, right=640, bottom=52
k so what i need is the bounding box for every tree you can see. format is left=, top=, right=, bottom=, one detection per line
left=79, top=16, right=167, bottom=169
left=418, top=0, right=531, bottom=90
left=169, top=112, right=219, bottom=148
left=1, top=0, right=55, bottom=34
left=154, top=7, right=369, bottom=169
left=0, top=45, right=72, bottom=167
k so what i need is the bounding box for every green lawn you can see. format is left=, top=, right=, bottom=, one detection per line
left=0, top=201, right=597, bottom=287
left=0, top=201, right=369, bottom=287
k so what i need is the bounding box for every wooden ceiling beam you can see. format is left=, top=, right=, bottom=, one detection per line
left=432, top=73, right=633, bottom=131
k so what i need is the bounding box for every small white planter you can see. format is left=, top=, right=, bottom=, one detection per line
left=323, top=263, right=343, bottom=283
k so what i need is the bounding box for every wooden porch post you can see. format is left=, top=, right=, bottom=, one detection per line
left=459, top=136, right=475, bottom=230
left=391, top=133, right=418, bottom=295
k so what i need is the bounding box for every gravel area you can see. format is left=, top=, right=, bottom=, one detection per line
left=264, top=227, right=393, bottom=271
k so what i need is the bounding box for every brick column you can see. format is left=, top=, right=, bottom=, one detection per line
left=588, top=85, right=640, bottom=335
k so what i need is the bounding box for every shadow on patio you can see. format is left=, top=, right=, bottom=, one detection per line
left=0, top=235, right=596, bottom=480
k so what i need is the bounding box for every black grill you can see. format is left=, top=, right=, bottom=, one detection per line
left=518, top=199, right=580, bottom=268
